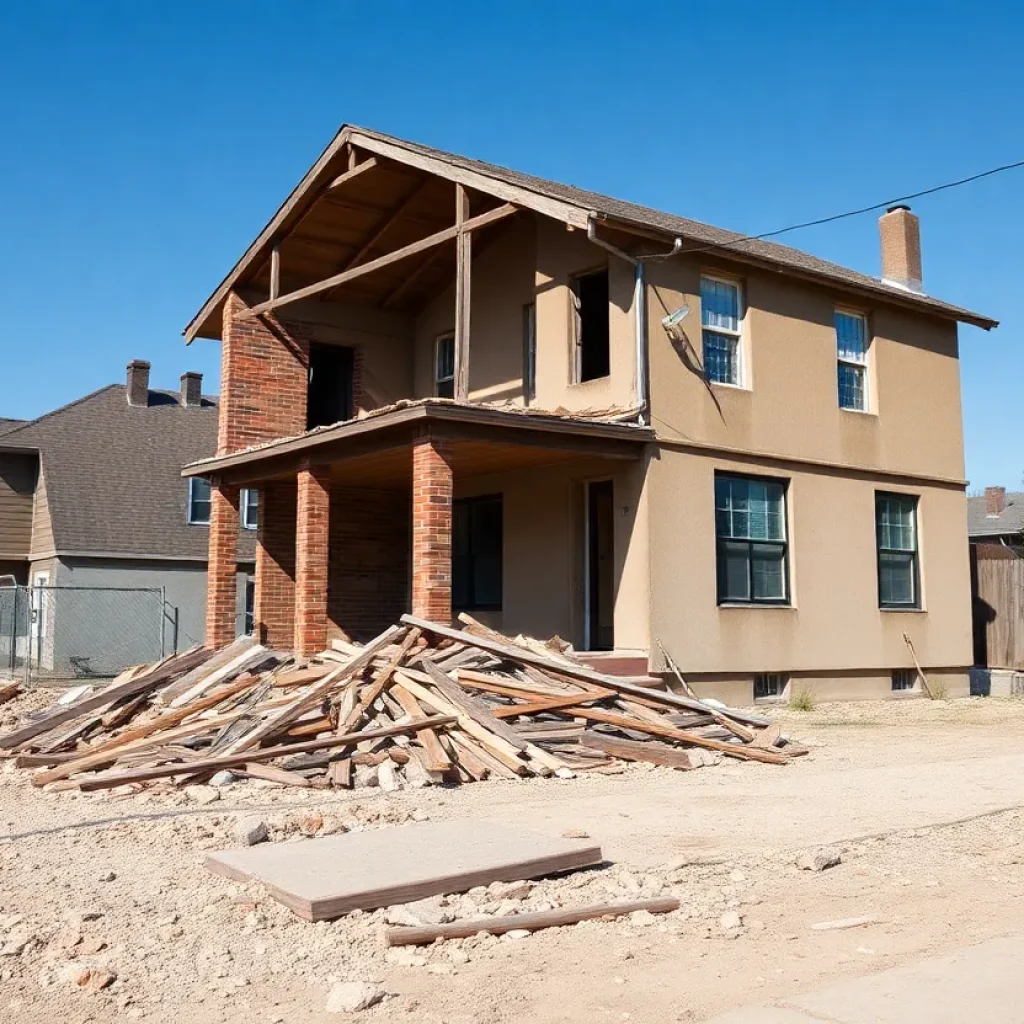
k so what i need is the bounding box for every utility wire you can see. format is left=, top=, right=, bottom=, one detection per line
left=653, top=158, right=1024, bottom=259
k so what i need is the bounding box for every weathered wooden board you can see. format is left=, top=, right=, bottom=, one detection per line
left=205, top=819, right=602, bottom=921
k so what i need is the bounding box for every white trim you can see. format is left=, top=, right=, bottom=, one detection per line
left=835, top=309, right=871, bottom=413
left=241, top=488, right=259, bottom=531
left=700, top=274, right=746, bottom=389
left=434, top=333, right=455, bottom=396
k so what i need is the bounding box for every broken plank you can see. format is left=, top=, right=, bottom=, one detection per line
left=238, top=762, right=312, bottom=788
left=579, top=732, right=697, bottom=770
left=387, top=896, right=680, bottom=945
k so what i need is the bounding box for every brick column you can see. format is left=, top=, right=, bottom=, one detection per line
left=411, top=433, right=453, bottom=624
left=255, top=480, right=297, bottom=650
left=206, top=481, right=240, bottom=648
left=294, top=466, right=331, bottom=656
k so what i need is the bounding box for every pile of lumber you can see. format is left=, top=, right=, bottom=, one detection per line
left=0, top=614, right=801, bottom=793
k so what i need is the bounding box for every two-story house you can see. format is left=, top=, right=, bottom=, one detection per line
left=0, top=361, right=255, bottom=676
left=182, top=125, right=996, bottom=703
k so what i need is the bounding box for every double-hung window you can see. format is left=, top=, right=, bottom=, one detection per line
left=701, top=276, right=743, bottom=386
left=836, top=311, right=869, bottom=411
left=876, top=492, right=919, bottom=608
left=435, top=334, right=455, bottom=399
left=241, top=489, right=259, bottom=530
left=715, top=474, right=789, bottom=604
left=187, top=478, right=211, bottom=525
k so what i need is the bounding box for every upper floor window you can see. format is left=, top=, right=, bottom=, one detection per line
left=523, top=302, right=537, bottom=403
left=187, top=478, right=211, bottom=525
left=241, top=488, right=259, bottom=531
left=715, top=473, right=788, bottom=604
left=836, top=311, right=869, bottom=411
left=701, top=276, right=743, bottom=386
left=307, top=342, right=354, bottom=430
left=571, top=268, right=610, bottom=382
left=435, top=333, right=455, bottom=399
left=876, top=492, right=919, bottom=608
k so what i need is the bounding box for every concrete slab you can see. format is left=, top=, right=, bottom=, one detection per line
left=707, top=933, right=1024, bottom=1023
left=206, top=818, right=602, bottom=921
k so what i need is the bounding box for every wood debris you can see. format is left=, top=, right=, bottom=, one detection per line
left=0, top=615, right=802, bottom=794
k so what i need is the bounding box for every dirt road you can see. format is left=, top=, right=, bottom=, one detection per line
left=4, top=695, right=1024, bottom=1023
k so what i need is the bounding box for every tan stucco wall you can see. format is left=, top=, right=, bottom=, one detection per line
left=645, top=258, right=965, bottom=482
left=413, top=214, right=639, bottom=411
left=453, top=455, right=650, bottom=650
left=648, top=447, right=973, bottom=682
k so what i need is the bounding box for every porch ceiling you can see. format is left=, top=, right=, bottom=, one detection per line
left=182, top=401, right=653, bottom=489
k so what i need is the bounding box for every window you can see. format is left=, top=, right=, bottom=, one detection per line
left=876, top=492, right=919, bottom=608
left=241, top=489, right=259, bottom=530
left=307, top=342, right=354, bottom=430
left=754, top=673, right=786, bottom=700
left=187, top=477, right=211, bottom=525
left=701, top=276, right=743, bottom=385
left=572, top=268, right=610, bottom=382
left=523, top=302, right=537, bottom=403
left=715, top=474, right=789, bottom=604
left=836, top=311, right=869, bottom=411
left=435, top=334, right=455, bottom=399
left=891, top=668, right=916, bottom=692
left=453, top=495, right=502, bottom=610
left=243, top=578, right=255, bottom=636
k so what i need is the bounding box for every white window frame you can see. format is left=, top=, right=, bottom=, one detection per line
left=753, top=673, right=788, bottom=701
left=187, top=477, right=211, bottom=526
left=434, top=333, right=455, bottom=398
left=700, top=274, right=746, bottom=388
left=241, top=488, right=258, bottom=531
left=835, top=309, right=871, bottom=413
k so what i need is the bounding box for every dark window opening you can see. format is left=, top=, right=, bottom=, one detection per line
left=875, top=492, right=920, bottom=609
left=453, top=495, right=502, bottom=610
left=586, top=480, right=615, bottom=651
left=435, top=334, right=455, bottom=399
left=573, top=268, right=610, bottom=382
left=523, top=303, right=537, bottom=403
left=715, top=473, right=789, bottom=605
left=307, top=343, right=354, bottom=430
left=891, top=668, right=916, bottom=691
left=243, top=578, right=255, bottom=636
left=754, top=673, right=786, bottom=699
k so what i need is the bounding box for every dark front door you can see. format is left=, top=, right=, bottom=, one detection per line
left=586, top=480, right=614, bottom=651
left=307, top=343, right=354, bottom=430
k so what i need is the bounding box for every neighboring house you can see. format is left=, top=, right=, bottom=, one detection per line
left=0, top=361, right=255, bottom=675
left=967, top=487, right=1024, bottom=546
left=182, top=125, right=997, bottom=703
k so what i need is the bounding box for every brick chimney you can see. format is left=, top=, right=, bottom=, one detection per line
left=985, top=486, right=1006, bottom=516
left=180, top=371, right=203, bottom=408
left=126, top=359, right=151, bottom=407
left=879, top=205, right=923, bottom=293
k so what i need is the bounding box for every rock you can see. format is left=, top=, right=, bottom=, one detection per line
left=796, top=847, right=842, bottom=872
left=79, top=936, right=108, bottom=955
left=403, top=896, right=452, bottom=926
left=59, top=963, right=92, bottom=987
left=325, top=981, right=384, bottom=1013
left=494, top=882, right=533, bottom=901
left=402, top=758, right=431, bottom=788
left=98, top=871, right=117, bottom=882
left=447, top=948, right=470, bottom=965
left=353, top=766, right=379, bottom=789
left=409, top=808, right=429, bottom=822
left=235, top=817, right=268, bottom=847
left=386, top=947, right=427, bottom=967
left=1, top=929, right=35, bottom=956
left=561, top=828, right=590, bottom=839
left=629, top=910, right=656, bottom=926
left=377, top=762, right=401, bottom=793
left=84, top=969, right=117, bottom=993
left=384, top=906, right=422, bottom=927
left=719, top=911, right=743, bottom=932
left=683, top=749, right=721, bottom=769
left=209, top=771, right=237, bottom=788
left=505, top=929, right=531, bottom=939
left=187, top=786, right=221, bottom=806
left=294, top=811, right=323, bottom=837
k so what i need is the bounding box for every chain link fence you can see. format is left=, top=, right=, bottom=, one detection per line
left=0, top=585, right=168, bottom=686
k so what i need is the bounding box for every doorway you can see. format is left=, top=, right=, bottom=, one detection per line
left=584, top=480, right=614, bottom=651
left=307, top=343, right=354, bottom=430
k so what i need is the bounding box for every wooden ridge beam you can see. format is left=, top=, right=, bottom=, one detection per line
left=238, top=203, right=518, bottom=320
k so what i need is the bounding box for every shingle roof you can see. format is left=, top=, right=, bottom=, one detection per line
left=349, top=127, right=997, bottom=330
left=0, top=386, right=256, bottom=561
left=968, top=492, right=1024, bottom=539
left=0, top=418, right=26, bottom=436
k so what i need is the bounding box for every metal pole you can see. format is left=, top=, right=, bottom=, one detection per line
left=160, top=587, right=167, bottom=659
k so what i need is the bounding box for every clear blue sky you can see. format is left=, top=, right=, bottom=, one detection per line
left=0, top=1, right=1020, bottom=488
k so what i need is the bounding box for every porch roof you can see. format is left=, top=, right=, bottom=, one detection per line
left=181, top=400, right=654, bottom=488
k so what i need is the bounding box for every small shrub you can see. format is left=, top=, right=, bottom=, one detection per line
left=927, top=678, right=949, bottom=700
left=789, top=687, right=816, bottom=712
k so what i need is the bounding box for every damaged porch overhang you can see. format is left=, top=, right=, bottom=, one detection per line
left=180, top=400, right=654, bottom=488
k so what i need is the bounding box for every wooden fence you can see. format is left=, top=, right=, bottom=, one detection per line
left=972, top=543, right=1024, bottom=669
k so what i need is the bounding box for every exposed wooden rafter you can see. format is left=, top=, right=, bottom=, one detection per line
left=325, top=156, right=378, bottom=192
left=453, top=184, right=472, bottom=402
left=339, top=179, right=431, bottom=274
left=381, top=246, right=448, bottom=308
left=238, top=203, right=518, bottom=320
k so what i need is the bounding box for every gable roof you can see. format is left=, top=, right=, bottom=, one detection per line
left=0, top=385, right=256, bottom=561
left=968, top=491, right=1024, bottom=540
left=184, top=124, right=997, bottom=341
left=0, top=418, right=26, bottom=436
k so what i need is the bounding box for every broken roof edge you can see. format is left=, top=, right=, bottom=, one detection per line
left=182, top=123, right=998, bottom=343
left=181, top=398, right=654, bottom=477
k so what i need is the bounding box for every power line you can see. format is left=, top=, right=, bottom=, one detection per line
left=659, top=157, right=1024, bottom=259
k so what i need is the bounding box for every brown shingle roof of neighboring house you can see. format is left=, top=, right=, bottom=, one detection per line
left=0, top=418, right=26, bottom=435
left=185, top=125, right=997, bottom=341
left=0, top=385, right=256, bottom=561
left=968, top=491, right=1024, bottom=540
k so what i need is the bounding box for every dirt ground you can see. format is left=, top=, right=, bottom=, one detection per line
left=4, top=693, right=1024, bottom=1023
